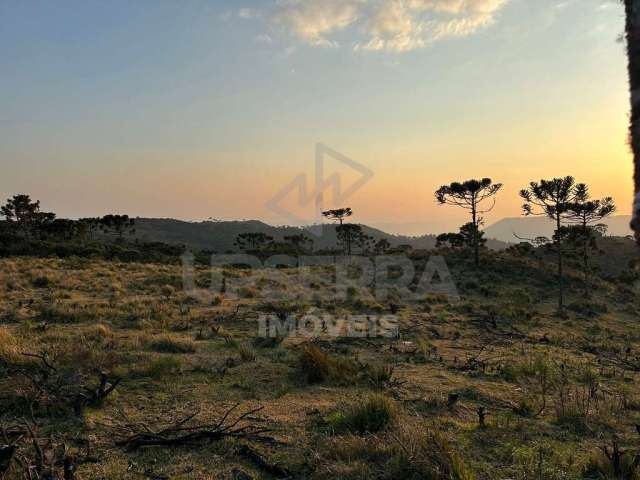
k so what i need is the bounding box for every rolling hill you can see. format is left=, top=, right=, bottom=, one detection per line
left=484, top=215, right=633, bottom=243
left=130, top=218, right=511, bottom=253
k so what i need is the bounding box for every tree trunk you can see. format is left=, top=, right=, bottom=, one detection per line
left=624, top=0, right=640, bottom=244
left=582, top=219, right=591, bottom=297
left=556, top=214, right=564, bottom=315
left=472, top=198, right=479, bottom=268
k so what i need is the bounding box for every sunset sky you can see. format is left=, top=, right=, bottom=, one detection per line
left=0, top=0, right=632, bottom=234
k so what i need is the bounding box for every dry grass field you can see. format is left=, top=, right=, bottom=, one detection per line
left=1, top=253, right=640, bottom=479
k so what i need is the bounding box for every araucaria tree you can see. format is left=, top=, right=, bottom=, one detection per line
left=566, top=184, right=616, bottom=286
left=622, top=0, right=640, bottom=243
left=520, top=176, right=579, bottom=314
left=336, top=224, right=367, bottom=255
left=435, top=179, right=502, bottom=267
left=321, top=208, right=353, bottom=226
left=1, top=194, right=55, bottom=239
left=437, top=222, right=487, bottom=250
left=235, top=232, right=273, bottom=252
left=99, top=214, right=135, bottom=240
left=283, top=233, right=314, bottom=253
left=322, top=207, right=357, bottom=254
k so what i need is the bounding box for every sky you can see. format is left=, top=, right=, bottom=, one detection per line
left=0, top=0, right=633, bottom=235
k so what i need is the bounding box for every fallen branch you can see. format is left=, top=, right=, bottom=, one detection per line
left=115, top=404, right=275, bottom=451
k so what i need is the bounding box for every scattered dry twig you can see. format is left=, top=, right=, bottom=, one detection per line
left=114, top=403, right=276, bottom=451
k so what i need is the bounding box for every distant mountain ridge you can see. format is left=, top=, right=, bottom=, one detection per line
left=484, top=215, right=633, bottom=244
left=130, top=218, right=511, bottom=252
left=128, top=216, right=633, bottom=253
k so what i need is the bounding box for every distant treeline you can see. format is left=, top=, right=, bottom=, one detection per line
left=0, top=194, right=183, bottom=262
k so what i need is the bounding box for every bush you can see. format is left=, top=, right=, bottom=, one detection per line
left=149, top=336, right=196, bottom=354
left=327, top=395, right=397, bottom=434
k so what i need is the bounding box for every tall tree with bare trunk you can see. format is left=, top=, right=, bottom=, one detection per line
left=623, top=0, right=640, bottom=243
left=435, top=178, right=502, bottom=267
left=520, top=176, right=579, bottom=316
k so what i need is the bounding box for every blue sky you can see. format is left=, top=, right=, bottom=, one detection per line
left=0, top=0, right=631, bottom=233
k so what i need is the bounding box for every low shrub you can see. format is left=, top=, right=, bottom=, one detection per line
left=327, top=395, right=397, bottom=434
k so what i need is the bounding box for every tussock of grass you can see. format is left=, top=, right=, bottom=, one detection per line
left=326, top=395, right=397, bottom=434
left=83, top=323, right=114, bottom=343
left=315, top=424, right=474, bottom=480
left=0, top=327, right=21, bottom=364
left=299, top=345, right=331, bottom=383
left=36, top=303, right=94, bottom=324
left=148, top=336, right=196, bottom=354
left=365, top=363, right=395, bottom=389
left=236, top=342, right=257, bottom=362
left=145, top=356, right=182, bottom=379
left=298, top=345, right=359, bottom=385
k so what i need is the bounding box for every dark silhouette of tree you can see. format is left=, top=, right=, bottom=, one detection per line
left=520, top=176, right=579, bottom=315
left=322, top=208, right=353, bottom=226
left=436, top=232, right=464, bottom=249
left=374, top=238, right=391, bottom=254
left=437, top=222, right=486, bottom=250
left=235, top=232, right=273, bottom=252
left=566, top=184, right=616, bottom=290
left=0, top=194, right=55, bottom=239
left=41, top=219, right=78, bottom=241
left=100, top=215, right=135, bottom=240
left=283, top=233, right=314, bottom=253
left=77, top=217, right=101, bottom=242
left=360, top=233, right=376, bottom=254
left=622, top=0, right=640, bottom=243
left=336, top=224, right=369, bottom=255
left=323, top=208, right=356, bottom=254
left=435, top=179, right=502, bottom=266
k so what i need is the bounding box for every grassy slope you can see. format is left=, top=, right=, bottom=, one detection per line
left=0, top=251, right=639, bottom=479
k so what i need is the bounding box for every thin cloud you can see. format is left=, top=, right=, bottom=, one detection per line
left=255, top=33, right=274, bottom=44
left=272, top=0, right=362, bottom=47
left=269, top=0, right=510, bottom=52
left=239, top=7, right=260, bottom=19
